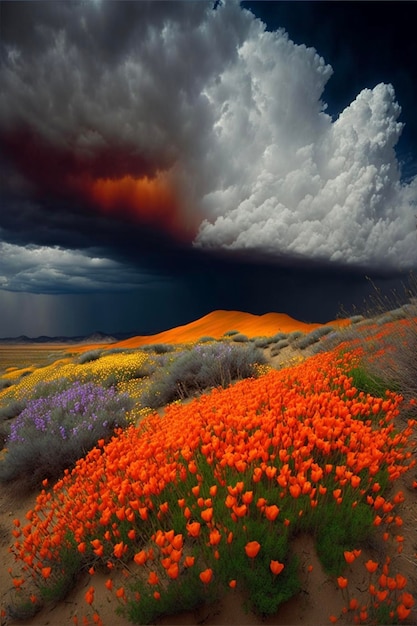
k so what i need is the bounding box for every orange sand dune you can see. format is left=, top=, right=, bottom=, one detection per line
left=107, top=310, right=349, bottom=350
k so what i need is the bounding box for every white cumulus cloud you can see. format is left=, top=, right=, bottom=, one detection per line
left=0, top=0, right=416, bottom=275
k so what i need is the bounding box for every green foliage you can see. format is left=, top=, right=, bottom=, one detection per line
left=347, top=364, right=399, bottom=398
left=122, top=566, right=217, bottom=625
left=315, top=500, right=374, bottom=575
left=243, top=555, right=300, bottom=616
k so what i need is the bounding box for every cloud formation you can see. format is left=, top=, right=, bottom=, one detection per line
left=0, top=239, right=159, bottom=294
left=1, top=0, right=416, bottom=299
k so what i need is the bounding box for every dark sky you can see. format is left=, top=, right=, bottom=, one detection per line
left=0, top=1, right=416, bottom=337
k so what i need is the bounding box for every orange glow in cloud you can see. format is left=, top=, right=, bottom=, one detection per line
left=86, top=174, right=198, bottom=242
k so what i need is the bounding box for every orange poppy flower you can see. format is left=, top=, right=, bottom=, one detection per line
left=199, top=568, right=213, bottom=584
left=147, top=571, right=159, bottom=586
left=350, top=475, right=361, bottom=488
left=265, top=504, right=280, bottom=522
left=289, top=484, right=301, bottom=498
left=186, top=521, right=201, bottom=537
left=245, top=541, right=261, bottom=558
left=395, top=574, right=407, bottom=590
left=13, top=578, right=24, bottom=589
left=133, top=550, right=147, bottom=566
left=159, top=502, right=169, bottom=515
left=337, top=576, right=348, bottom=589
left=365, top=560, right=378, bottom=574
left=201, top=508, right=213, bottom=523
left=400, top=592, right=414, bottom=609
left=170, top=549, right=182, bottom=563
left=167, top=563, right=179, bottom=579
left=113, top=542, right=126, bottom=559
left=85, top=586, right=95, bottom=605
left=138, top=507, right=148, bottom=521
left=171, top=534, right=183, bottom=550
left=229, top=579, right=237, bottom=589
left=270, top=560, right=284, bottom=575
left=209, top=529, right=222, bottom=546
left=115, top=587, right=126, bottom=600
left=233, top=504, right=247, bottom=518
left=343, top=551, right=356, bottom=564
left=225, top=494, right=236, bottom=508
left=397, top=605, right=411, bottom=620
left=184, top=555, right=195, bottom=568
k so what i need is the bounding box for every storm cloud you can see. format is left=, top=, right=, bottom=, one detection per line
left=0, top=0, right=416, bottom=321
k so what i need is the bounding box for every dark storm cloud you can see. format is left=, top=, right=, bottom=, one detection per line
left=0, top=232, right=167, bottom=295
left=0, top=0, right=416, bottom=302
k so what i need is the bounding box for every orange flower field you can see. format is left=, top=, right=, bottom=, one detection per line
left=5, top=346, right=417, bottom=625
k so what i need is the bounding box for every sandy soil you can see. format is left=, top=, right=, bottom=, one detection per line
left=70, top=310, right=350, bottom=352
left=0, top=313, right=416, bottom=625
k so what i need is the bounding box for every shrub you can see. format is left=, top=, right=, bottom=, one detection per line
left=28, top=378, right=74, bottom=400
left=223, top=330, right=240, bottom=337
left=231, top=333, right=249, bottom=342
left=197, top=336, right=216, bottom=343
left=270, top=332, right=287, bottom=342
left=141, top=342, right=266, bottom=408
left=141, top=343, right=176, bottom=354
left=0, top=399, right=26, bottom=422
left=0, top=381, right=133, bottom=489
left=77, top=350, right=103, bottom=364
left=0, top=378, right=13, bottom=391
left=105, top=348, right=134, bottom=355
left=270, top=340, right=290, bottom=356
left=294, top=326, right=334, bottom=350
left=349, top=315, right=365, bottom=324
left=253, top=337, right=271, bottom=349
left=287, top=331, right=304, bottom=343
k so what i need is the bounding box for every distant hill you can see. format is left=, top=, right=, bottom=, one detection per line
left=105, top=310, right=349, bottom=350
left=0, top=331, right=130, bottom=345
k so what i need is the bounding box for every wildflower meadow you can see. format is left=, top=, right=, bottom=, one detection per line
left=0, top=315, right=416, bottom=625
